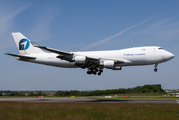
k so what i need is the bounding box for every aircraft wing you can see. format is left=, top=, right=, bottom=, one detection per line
left=31, top=41, right=74, bottom=61
left=32, top=42, right=101, bottom=64
left=31, top=41, right=130, bottom=67
left=5, top=53, right=36, bottom=59
left=30, top=41, right=72, bottom=56
left=36, top=46, right=72, bottom=56
left=36, top=46, right=101, bottom=63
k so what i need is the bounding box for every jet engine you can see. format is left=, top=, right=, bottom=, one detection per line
left=74, top=56, right=87, bottom=64
left=103, top=60, right=115, bottom=69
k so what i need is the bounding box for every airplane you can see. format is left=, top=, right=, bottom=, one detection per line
left=5, top=32, right=174, bottom=75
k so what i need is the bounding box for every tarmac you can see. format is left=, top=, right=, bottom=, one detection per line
left=0, top=97, right=179, bottom=104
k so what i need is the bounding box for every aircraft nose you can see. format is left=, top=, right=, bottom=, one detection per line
left=164, top=51, right=175, bottom=60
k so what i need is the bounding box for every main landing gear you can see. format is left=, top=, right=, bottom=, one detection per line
left=154, top=64, right=158, bottom=72
left=87, top=68, right=103, bottom=75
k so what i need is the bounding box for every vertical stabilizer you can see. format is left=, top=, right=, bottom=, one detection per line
left=12, top=32, right=45, bottom=55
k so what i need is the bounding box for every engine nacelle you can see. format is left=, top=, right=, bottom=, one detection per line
left=112, top=66, right=122, bottom=70
left=103, top=60, right=115, bottom=69
left=74, top=56, right=87, bottom=64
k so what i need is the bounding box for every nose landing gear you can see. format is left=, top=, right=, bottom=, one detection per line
left=154, top=64, right=158, bottom=72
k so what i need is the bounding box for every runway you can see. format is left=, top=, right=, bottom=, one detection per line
left=0, top=97, right=179, bottom=104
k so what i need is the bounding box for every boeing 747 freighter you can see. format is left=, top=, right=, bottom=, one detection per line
left=5, top=32, right=174, bottom=75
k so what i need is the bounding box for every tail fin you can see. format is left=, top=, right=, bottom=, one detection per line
left=12, top=32, right=45, bottom=55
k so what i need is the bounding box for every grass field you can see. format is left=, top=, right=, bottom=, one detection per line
left=0, top=102, right=179, bottom=120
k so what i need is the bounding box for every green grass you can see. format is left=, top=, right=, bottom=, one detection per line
left=0, top=102, right=179, bottom=120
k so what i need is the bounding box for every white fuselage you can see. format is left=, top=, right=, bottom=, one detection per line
left=21, top=46, right=174, bottom=69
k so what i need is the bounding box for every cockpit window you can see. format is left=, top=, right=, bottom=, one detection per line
left=158, top=48, right=163, bottom=50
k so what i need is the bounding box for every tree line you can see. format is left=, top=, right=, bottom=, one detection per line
left=0, top=91, right=25, bottom=96
left=55, top=84, right=165, bottom=96
left=28, top=91, right=47, bottom=96
left=0, top=84, right=165, bottom=97
left=0, top=91, right=47, bottom=96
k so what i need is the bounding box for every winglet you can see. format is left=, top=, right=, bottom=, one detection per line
left=30, top=41, right=40, bottom=47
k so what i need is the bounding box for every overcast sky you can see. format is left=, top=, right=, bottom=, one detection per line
left=1, top=0, right=179, bottom=91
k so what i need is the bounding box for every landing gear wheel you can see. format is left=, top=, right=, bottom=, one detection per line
left=98, top=72, right=101, bottom=76
left=154, top=68, right=158, bottom=72
left=87, top=71, right=92, bottom=74
left=92, top=71, right=96, bottom=75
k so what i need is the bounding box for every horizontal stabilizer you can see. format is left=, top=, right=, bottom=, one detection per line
left=5, top=53, right=36, bottom=59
